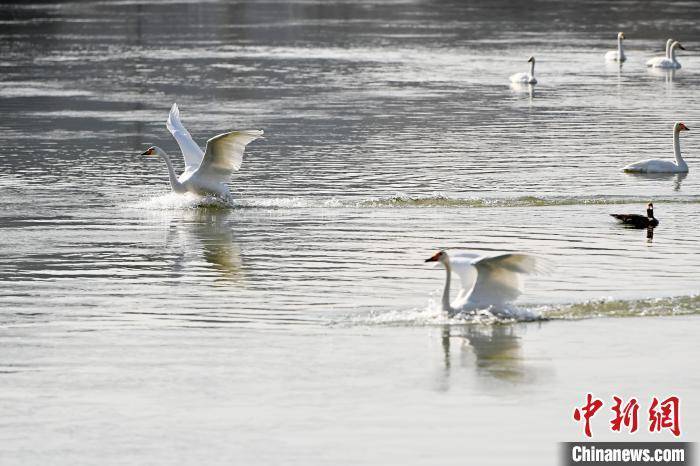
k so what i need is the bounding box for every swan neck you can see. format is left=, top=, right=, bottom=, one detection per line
left=670, top=46, right=677, bottom=62
left=159, top=151, right=184, bottom=192
left=442, top=262, right=453, bottom=314
left=673, top=130, right=685, bottom=166
left=617, top=37, right=625, bottom=58
left=529, top=60, right=535, bottom=78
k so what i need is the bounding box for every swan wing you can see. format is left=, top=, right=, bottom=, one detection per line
left=623, top=159, right=681, bottom=173
left=470, top=253, right=543, bottom=305
left=446, top=251, right=480, bottom=293
left=166, top=103, right=204, bottom=174
left=192, top=130, right=264, bottom=183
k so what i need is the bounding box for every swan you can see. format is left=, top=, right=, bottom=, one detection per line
left=647, top=40, right=685, bottom=69
left=645, top=39, right=674, bottom=67
left=142, top=103, right=263, bottom=198
left=605, top=32, right=626, bottom=62
left=623, top=122, right=689, bottom=173
left=509, top=56, right=537, bottom=84
left=611, top=203, right=659, bottom=228
left=424, top=250, right=544, bottom=316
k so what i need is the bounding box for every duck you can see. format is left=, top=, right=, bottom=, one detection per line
left=509, top=56, right=537, bottom=84
left=611, top=203, right=659, bottom=228
left=646, top=38, right=674, bottom=67
left=623, top=122, right=689, bottom=173
left=605, top=32, right=626, bottom=62
left=424, top=250, right=545, bottom=316
left=647, top=40, right=685, bottom=69
left=142, top=103, right=263, bottom=198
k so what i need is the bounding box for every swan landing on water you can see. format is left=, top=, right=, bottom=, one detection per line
left=142, top=103, right=264, bottom=198
left=425, top=250, right=546, bottom=317
left=605, top=32, right=626, bottom=62
left=623, top=122, right=689, bottom=173
left=509, top=56, right=537, bottom=84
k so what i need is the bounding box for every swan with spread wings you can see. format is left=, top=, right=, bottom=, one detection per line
left=425, top=250, right=546, bottom=316
left=142, top=103, right=263, bottom=198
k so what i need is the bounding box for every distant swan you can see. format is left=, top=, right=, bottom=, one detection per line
left=647, top=40, right=685, bottom=69
left=623, top=122, right=689, bottom=173
left=611, top=203, right=659, bottom=228
left=142, top=103, right=263, bottom=198
left=605, top=32, right=626, bottom=62
left=509, top=56, right=537, bottom=84
left=425, top=250, right=544, bottom=316
left=645, top=39, right=674, bottom=67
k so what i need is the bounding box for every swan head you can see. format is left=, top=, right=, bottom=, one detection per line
left=141, top=146, right=166, bottom=157
left=425, top=250, right=448, bottom=264
left=672, top=41, right=686, bottom=51
left=675, top=122, right=689, bottom=133
left=617, top=32, right=625, bottom=40
left=527, top=56, right=535, bottom=64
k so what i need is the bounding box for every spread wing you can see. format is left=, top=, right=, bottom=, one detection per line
left=470, top=253, right=544, bottom=305
left=166, top=103, right=204, bottom=174
left=192, top=130, right=264, bottom=183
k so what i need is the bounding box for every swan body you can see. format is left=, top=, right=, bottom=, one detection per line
left=611, top=203, right=659, bottom=229
left=142, top=103, right=263, bottom=198
left=647, top=40, right=685, bottom=69
left=509, top=56, right=537, bottom=84
left=645, top=39, right=674, bottom=67
left=605, top=32, right=626, bottom=62
left=623, top=122, right=689, bottom=173
left=425, top=250, right=544, bottom=316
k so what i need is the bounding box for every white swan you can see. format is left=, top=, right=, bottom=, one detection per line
left=623, top=122, right=689, bottom=173
left=646, top=39, right=674, bottom=67
left=647, top=40, right=685, bottom=69
left=142, top=103, right=263, bottom=198
left=425, top=250, right=544, bottom=316
left=605, top=32, right=626, bottom=62
left=509, top=56, right=537, bottom=84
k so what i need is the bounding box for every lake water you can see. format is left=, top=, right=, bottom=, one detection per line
left=1, top=1, right=698, bottom=464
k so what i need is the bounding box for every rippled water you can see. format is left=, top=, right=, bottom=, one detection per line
left=1, top=1, right=699, bottom=464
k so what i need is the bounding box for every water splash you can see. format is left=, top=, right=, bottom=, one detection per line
left=347, top=294, right=700, bottom=327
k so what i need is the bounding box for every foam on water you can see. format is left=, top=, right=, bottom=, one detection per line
left=346, top=294, right=700, bottom=327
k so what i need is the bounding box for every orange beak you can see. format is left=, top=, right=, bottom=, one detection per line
left=679, top=123, right=690, bottom=131
left=425, top=252, right=442, bottom=262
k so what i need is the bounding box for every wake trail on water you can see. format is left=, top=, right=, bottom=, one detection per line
left=129, top=192, right=700, bottom=211
left=345, top=294, right=700, bottom=327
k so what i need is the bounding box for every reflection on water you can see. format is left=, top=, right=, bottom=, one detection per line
left=624, top=172, right=687, bottom=191
left=439, top=324, right=535, bottom=386
left=165, top=209, right=244, bottom=284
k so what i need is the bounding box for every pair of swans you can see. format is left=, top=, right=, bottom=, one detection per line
left=646, top=38, right=685, bottom=69
left=425, top=250, right=545, bottom=316
left=605, top=33, right=685, bottom=68
left=142, top=104, right=263, bottom=198
left=623, top=122, right=689, bottom=173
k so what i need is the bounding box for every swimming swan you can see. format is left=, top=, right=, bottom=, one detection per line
left=623, top=122, right=689, bottom=173
left=647, top=40, right=685, bottom=69
left=142, top=103, right=263, bottom=198
left=425, top=250, right=545, bottom=316
left=509, top=56, right=537, bottom=84
left=605, top=32, right=626, bottom=62
left=645, top=39, right=674, bottom=67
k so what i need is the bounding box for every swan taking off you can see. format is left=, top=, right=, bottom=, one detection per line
left=425, top=250, right=545, bottom=316
left=647, top=40, right=685, bottom=69
left=605, top=32, right=626, bottom=62
left=142, top=103, right=263, bottom=198
left=623, top=122, right=689, bottom=173
left=509, top=56, right=537, bottom=84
